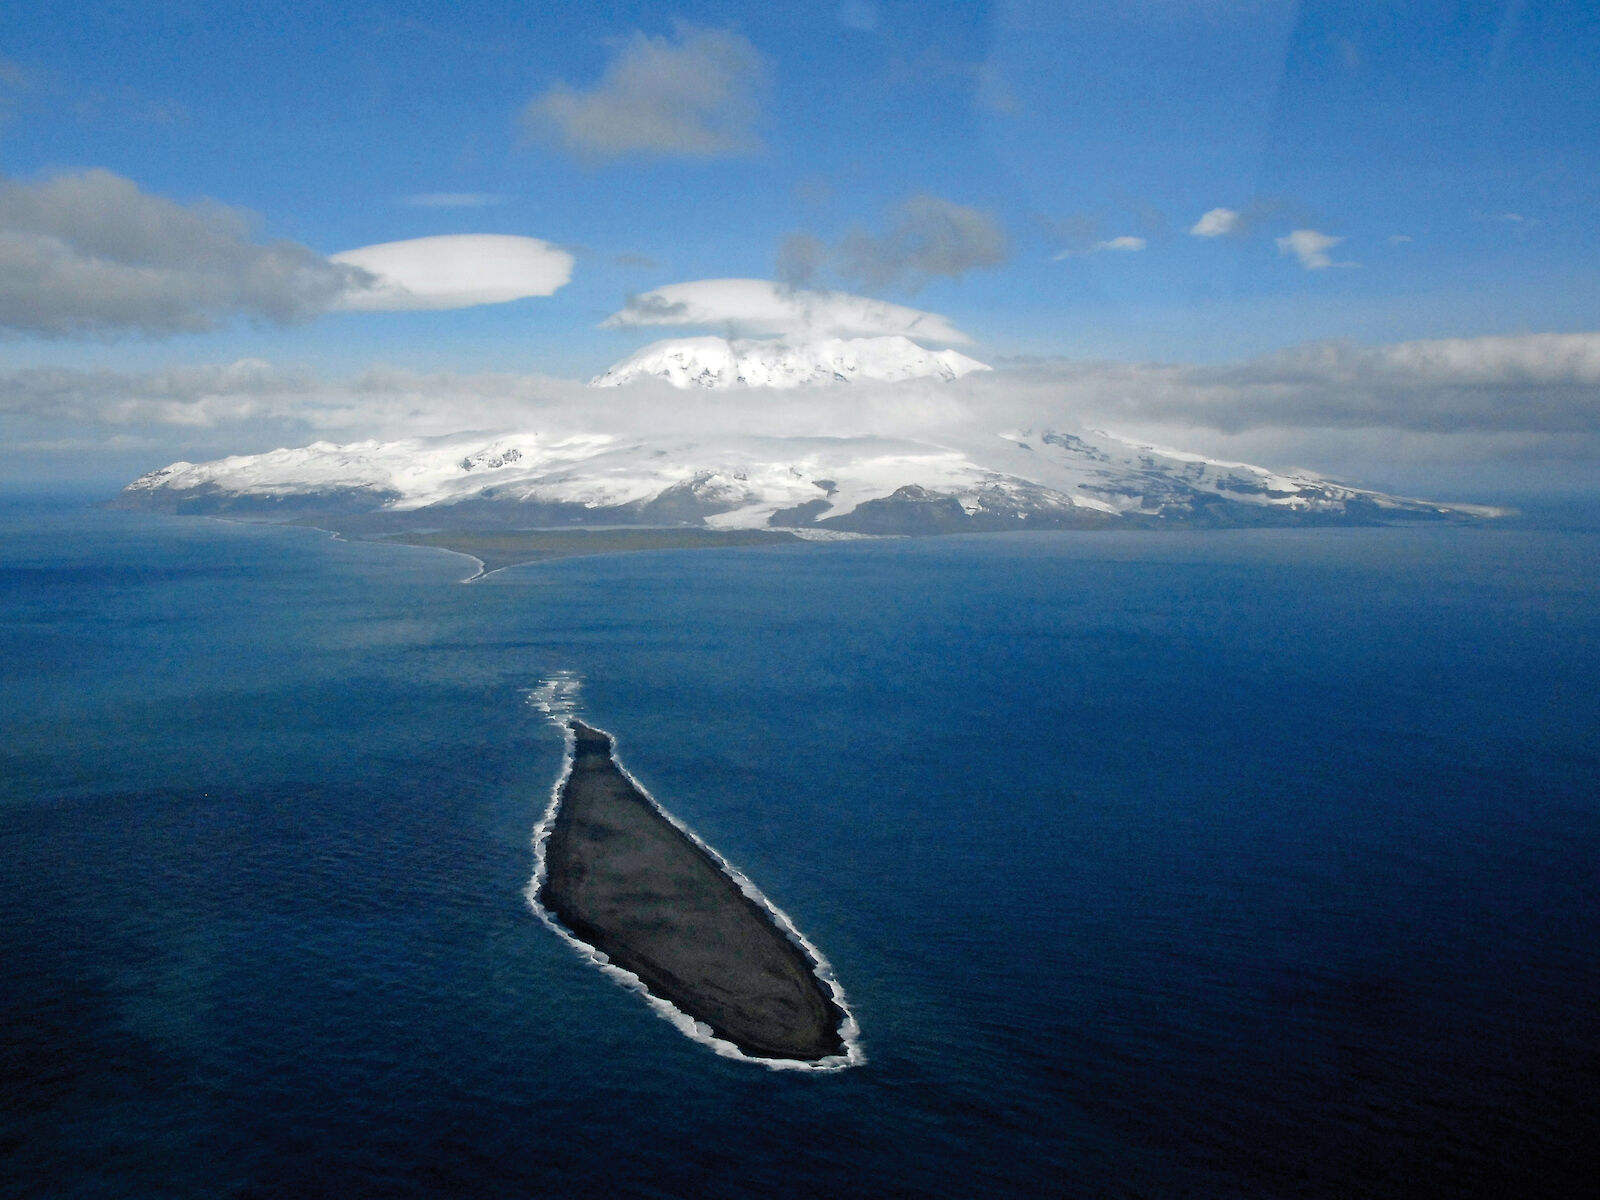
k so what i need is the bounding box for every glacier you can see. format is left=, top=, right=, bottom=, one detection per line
left=116, top=338, right=1504, bottom=534
left=115, top=424, right=1500, bottom=533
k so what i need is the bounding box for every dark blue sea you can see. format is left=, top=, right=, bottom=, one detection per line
left=3, top=502, right=1598, bottom=1198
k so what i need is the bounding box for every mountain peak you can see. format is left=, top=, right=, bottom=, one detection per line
left=590, top=335, right=991, bottom=389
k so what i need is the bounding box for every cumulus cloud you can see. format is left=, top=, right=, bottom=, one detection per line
left=522, top=25, right=768, bottom=160
left=0, top=169, right=370, bottom=337
left=330, top=235, right=573, bottom=310
left=1189, top=207, right=1241, bottom=237
left=601, top=278, right=971, bottom=343
left=832, top=194, right=1008, bottom=291
left=1276, top=228, right=1355, bottom=270
left=1190, top=199, right=1317, bottom=241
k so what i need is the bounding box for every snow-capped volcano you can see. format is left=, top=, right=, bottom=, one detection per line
left=591, top=335, right=990, bottom=389
left=116, top=425, right=1502, bottom=532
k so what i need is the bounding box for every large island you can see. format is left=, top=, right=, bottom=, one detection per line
left=537, top=721, right=849, bottom=1064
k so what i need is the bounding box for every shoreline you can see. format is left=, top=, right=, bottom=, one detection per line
left=528, top=718, right=861, bottom=1069
left=159, top=511, right=1526, bottom=584
left=373, top=527, right=801, bottom=577
left=197, top=514, right=492, bottom=582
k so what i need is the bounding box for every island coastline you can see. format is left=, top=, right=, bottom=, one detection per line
left=317, top=524, right=802, bottom=578
left=528, top=719, right=861, bottom=1069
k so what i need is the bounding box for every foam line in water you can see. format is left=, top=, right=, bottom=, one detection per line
left=524, top=670, right=583, bottom=724
left=523, top=683, right=864, bottom=1072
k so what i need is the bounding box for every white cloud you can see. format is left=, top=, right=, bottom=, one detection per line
left=1051, top=235, right=1149, bottom=261
left=329, top=235, right=573, bottom=310
left=1276, top=228, right=1354, bottom=270
left=1189, top=207, right=1241, bottom=237
left=522, top=25, right=768, bottom=160
left=601, top=278, right=971, bottom=343
left=15, top=331, right=1600, bottom=495
left=1389, top=234, right=1413, bottom=245
left=994, top=331, right=1600, bottom=434
left=0, top=358, right=587, bottom=440
left=0, top=169, right=368, bottom=337
left=19, top=330, right=1593, bottom=441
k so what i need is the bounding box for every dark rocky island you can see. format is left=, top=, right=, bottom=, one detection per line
left=538, top=721, right=848, bottom=1063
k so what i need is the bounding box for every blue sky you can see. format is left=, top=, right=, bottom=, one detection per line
left=2, top=1, right=1598, bottom=492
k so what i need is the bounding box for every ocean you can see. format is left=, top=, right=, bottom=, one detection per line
left=3, top=502, right=1597, bottom=1198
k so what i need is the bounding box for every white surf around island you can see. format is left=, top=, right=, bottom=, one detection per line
left=522, top=672, right=865, bottom=1072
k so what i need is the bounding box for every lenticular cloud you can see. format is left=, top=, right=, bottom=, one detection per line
left=331, top=235, right=574, bottom=311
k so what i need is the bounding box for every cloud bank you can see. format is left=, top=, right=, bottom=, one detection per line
left=994, top=332, right=1600, bottom=435
left=10, top=332, right=1597, bottom=495
left=0, top=359, right=582, bottom=436
left=13, top=332, right=1592, bottom=441
left=330, top=235, right=573, bottom=310
left=522, top=25, right=768, bottom=160
left=0, top=169, right=369, bottom=337
left=601, top=278, right=971, bottom=343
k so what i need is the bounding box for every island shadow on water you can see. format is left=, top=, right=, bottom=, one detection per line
left=530, top=719, right=860, bottom=1069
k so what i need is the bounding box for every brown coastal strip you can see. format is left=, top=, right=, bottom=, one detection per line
left=538, top=720, right=846, bottom=1063
left=369, top=527, right=799, bottom=573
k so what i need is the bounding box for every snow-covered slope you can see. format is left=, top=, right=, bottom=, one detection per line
left=591, top=336, right=990, bottom=388
left=116, top=425, right=1502, bottom=531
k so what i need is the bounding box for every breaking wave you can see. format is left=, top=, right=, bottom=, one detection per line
left=524, top=670, right=583, bottom=725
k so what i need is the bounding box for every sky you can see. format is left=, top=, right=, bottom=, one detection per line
left=2, top=0, right=1597, bottom=497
